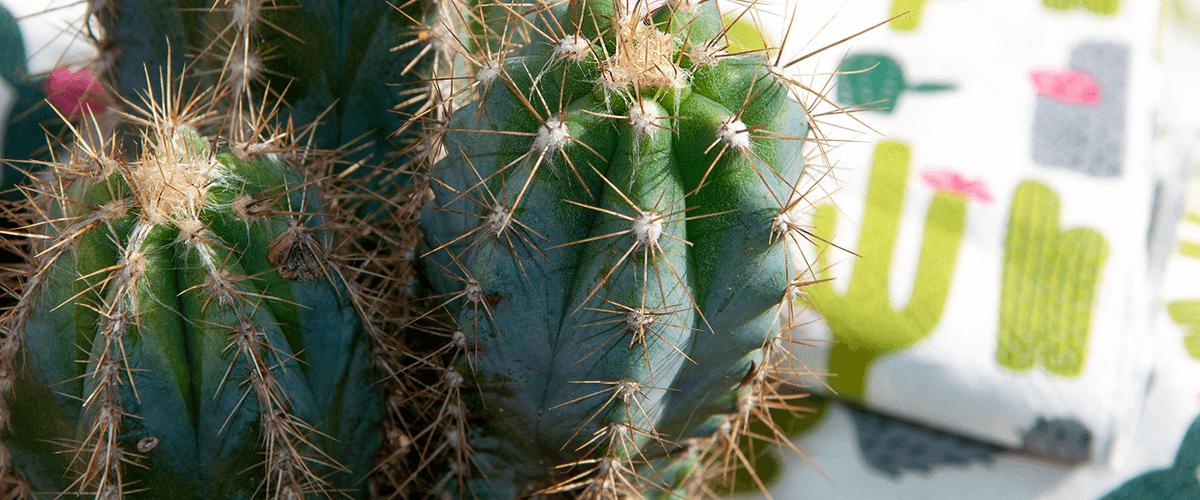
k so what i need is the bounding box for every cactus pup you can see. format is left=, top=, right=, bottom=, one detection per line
left=410, top=0, right=854, bottom=496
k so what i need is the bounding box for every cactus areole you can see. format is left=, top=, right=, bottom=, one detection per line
left=2, top=124, right=381, bottom=497
left=420, top=0, right=809, bottom=495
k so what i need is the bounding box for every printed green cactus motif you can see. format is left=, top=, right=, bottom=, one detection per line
left=997, top=181, right=1108, bottom=376
left=890, top=0, right=928, bottom=31
left=1, top=116, right=382, bottom=497
left=1167, top=301, right=1200, bottom=360
left=418, top=0, right=816, bottom=495
left=810, top=141, right=967, bottom=402
left=1102, top=415, right=1200, bottom=499
left=1043, top=0, right=1122, bottom=16
left=837, top=53, right=954, bottom=114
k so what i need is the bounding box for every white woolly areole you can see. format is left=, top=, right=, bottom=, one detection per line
left=130, top=127, right=220, bottom=223
left=555, top=35, right=591, bottom=61
left=628, top=103, right=657, bottom=136
left=631, top=211, right=663, bottom=248
left=599, top=14, right=684, bottom=89
left=688, top=43, right=721, bottom=67
left=444, top=369, right=464, bottom=388
left=625, top=309, right=654, bottom=332
left=531, top=118, right=570, bottom=152
left=717, top=117, right=751, bottom=150
left=485, top=205, right=512, bottom=235
left=451, top=329, right=467, bottom=347
left=464, top=281, right=485, bottom=303
left=476, top=59, right=502, bottom=86
left=771, top=209, right=798, bottom=236
left=231, top=0, right=261, bottom=31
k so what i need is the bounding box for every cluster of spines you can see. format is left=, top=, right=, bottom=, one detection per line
left=0, top=1, right=430, bottom=494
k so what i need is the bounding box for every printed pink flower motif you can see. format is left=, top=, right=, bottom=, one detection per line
left=43, top=67, right=106, bottom=117
left=1029, top=69, right=1101, bottom=106
left=921, top=168, right=993, bottom=203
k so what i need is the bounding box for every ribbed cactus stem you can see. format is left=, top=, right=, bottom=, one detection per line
left=810, top=141, right=966, bottom=402
left=415, top=0, right=826, bottom=494
left=997, top=181, right=1108, bottom=376
left=2, top=87, right=382, bottom=497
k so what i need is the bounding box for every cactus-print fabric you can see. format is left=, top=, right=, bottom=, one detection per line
left=761, top=0, right=1163, bottom=468
left=0, top=1, right=94, bottom=191
left=725, top=0, right=1200, bottom=497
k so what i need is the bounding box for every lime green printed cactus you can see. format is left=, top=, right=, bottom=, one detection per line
left=418, top=0, right=819, bottom=495
left=1167, top=301, right=1200, bottom=361
left=997, top=181, right=1108, bottom=376
left=1043, top=0, right=1122, bottom=16
left=810, top=141, right=967, bottom=402
left=0, top=106, right=382, bottom=496
left=890, top=0, right=928, bottom=31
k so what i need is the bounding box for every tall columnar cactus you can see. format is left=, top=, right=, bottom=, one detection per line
left=809, top=141, right=966, bottom=402
left=416, top=0, right=821, bottom=495
left=86, top=0, right=430, bottom=186
left=997, top=181, right=1108, bottom=377
left=1043, top=0, right=1122, bottom=16
left=0, top=86, right=383, bottom=497
left=837, top=53, right=953, bottom=114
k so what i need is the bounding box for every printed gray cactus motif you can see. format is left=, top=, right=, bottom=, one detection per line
left=1031, top=42, right=1130, bottom=177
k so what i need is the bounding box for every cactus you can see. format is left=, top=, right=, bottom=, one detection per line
left=415, top=0, right=823, bottom=495
left=836, top=53, right=954, bottom=114
left=996, top=181, right=1108, bottom=377
left=890, top=0, right=928, bottom=31
left=1168, top=300, right=1200, bottom=360
left=1043, top=0, right=1122, bottom=16
left=809, top=141, right=966, bottom=402
left=1031, top=43, right=1129, bottom=177
left=1102, top=416, right=1200, bottom=499
left=0, top=86, right=383, bottom=497
left=85, top=0, right=435, bottom=194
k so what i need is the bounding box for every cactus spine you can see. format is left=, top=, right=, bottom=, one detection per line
left=413, top=0, right=834, bottom=495
left=809, top=141, right=966, bottom=402
left=997, top=181, right=1108, bottom=376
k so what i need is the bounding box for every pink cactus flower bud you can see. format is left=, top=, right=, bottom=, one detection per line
left=1030, top=69, right=1101, bottom=106
left=921, top=168, right=993, bottom=203
left=43, top=67, right=106, bottom=117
